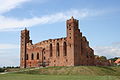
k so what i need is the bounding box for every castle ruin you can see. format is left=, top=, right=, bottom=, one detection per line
left=20, top=17, right=94, bottom=68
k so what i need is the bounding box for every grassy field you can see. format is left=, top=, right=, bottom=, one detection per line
left=0, top=74, right=120, bottom=80
left=1, top=66, right=120, bottom=80
left=16, top=66, right=120, bottom=76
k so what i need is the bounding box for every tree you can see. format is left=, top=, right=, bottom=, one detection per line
left=99, top=56, right=107, bottom=61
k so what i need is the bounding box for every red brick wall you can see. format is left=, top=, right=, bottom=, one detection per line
left=20, top=17, right=95, bottom=68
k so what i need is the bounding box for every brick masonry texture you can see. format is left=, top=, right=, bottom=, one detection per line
left=20, top=17, right=95, bottom=68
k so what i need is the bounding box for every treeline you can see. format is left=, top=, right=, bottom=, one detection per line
left=109, top=57, right=120, bottom=62
left=0, top=68, right=5, bottom=72
left=2, top=66, right=20, bottom=69
left=0, top=66, right=20, bottom=72
left=95, top=55, right=120, bottom=62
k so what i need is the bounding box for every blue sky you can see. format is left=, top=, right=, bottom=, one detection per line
left=0, top=0, right=120, bottom=67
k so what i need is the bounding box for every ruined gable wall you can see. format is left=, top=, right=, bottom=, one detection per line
left=25, top=37, right=70, bottom=67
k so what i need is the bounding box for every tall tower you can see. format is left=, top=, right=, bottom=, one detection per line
left=20, top=28, right=30, bottom=68
left=66, top=17, right=82, bottom=66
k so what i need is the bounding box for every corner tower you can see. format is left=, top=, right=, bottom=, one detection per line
left=20, top=28, right=30, bottom=68
left=66, top=17, right=82, bottom=66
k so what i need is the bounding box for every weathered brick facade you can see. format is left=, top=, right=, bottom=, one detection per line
left=20, top=17, right=94, bottom=68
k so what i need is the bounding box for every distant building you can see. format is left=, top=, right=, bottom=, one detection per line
left=114, top=59, right=120, bottom=65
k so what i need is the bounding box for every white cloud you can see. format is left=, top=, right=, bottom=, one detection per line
left=93, top=42, right=120, bottom=59
left=0, top=44, right=19, bottom=49
left=0, top=9, right=106, bottom=31
left=0, top=0, right=30, bottom=14
left=0, top=0, right=113, bottom=32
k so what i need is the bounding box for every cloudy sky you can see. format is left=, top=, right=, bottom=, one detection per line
left=0, top=0, right=120, bottom=67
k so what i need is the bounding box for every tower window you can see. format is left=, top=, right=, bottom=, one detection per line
left=56, top=43, right=60, bottom=56
left=70, top=44, right=71, bottom=47
left=44, top=57, right=46, bottom=60
left=68, top=24, right=71, bottom=27
left=31, top=53, right=34, bottom=60
left=26, top=54, right=28, bottom=60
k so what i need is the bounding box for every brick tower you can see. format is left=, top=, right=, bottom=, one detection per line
left=20, top=28, right=30, bottom=68
left=66, top=16, right=82, bottom=66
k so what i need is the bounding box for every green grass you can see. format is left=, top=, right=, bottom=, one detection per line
left=0, top=74, right=120, bottom=80
left=1, top=66, right=120, bottom=80
left=16, top=66, right=120, bottom=76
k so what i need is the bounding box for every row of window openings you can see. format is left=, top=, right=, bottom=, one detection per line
left=50, top=42, right=67, bottom=57
left=26, top=53, right=39, bottom=60
left=25, top=53, right=92, bottom=60
left=26, top=42, right=67, bottom=60
left=26, top=52, right=66, bottom=60
left=26, top=53, right=44, bottom=60
left=26, top=52, right=67, bottom=60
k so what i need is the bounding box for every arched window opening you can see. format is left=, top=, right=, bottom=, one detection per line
left=50, top=44, right=52, bottom=57
left=31, top=53, right=34, bottom=60
left=37, top=53, right=39, bottom=60
left=69, top=28, right=71, bottom=30
left=42, top=49, right=45, bottom=54
left=44, top=57, right=46, bottom=60
left=42, top=48, right=45, bottom=62
left=63, top=42, right=67, bottom=56
left=26, top=54, right=28, bottom=60
left=56, top=43, right=60, bottom=56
